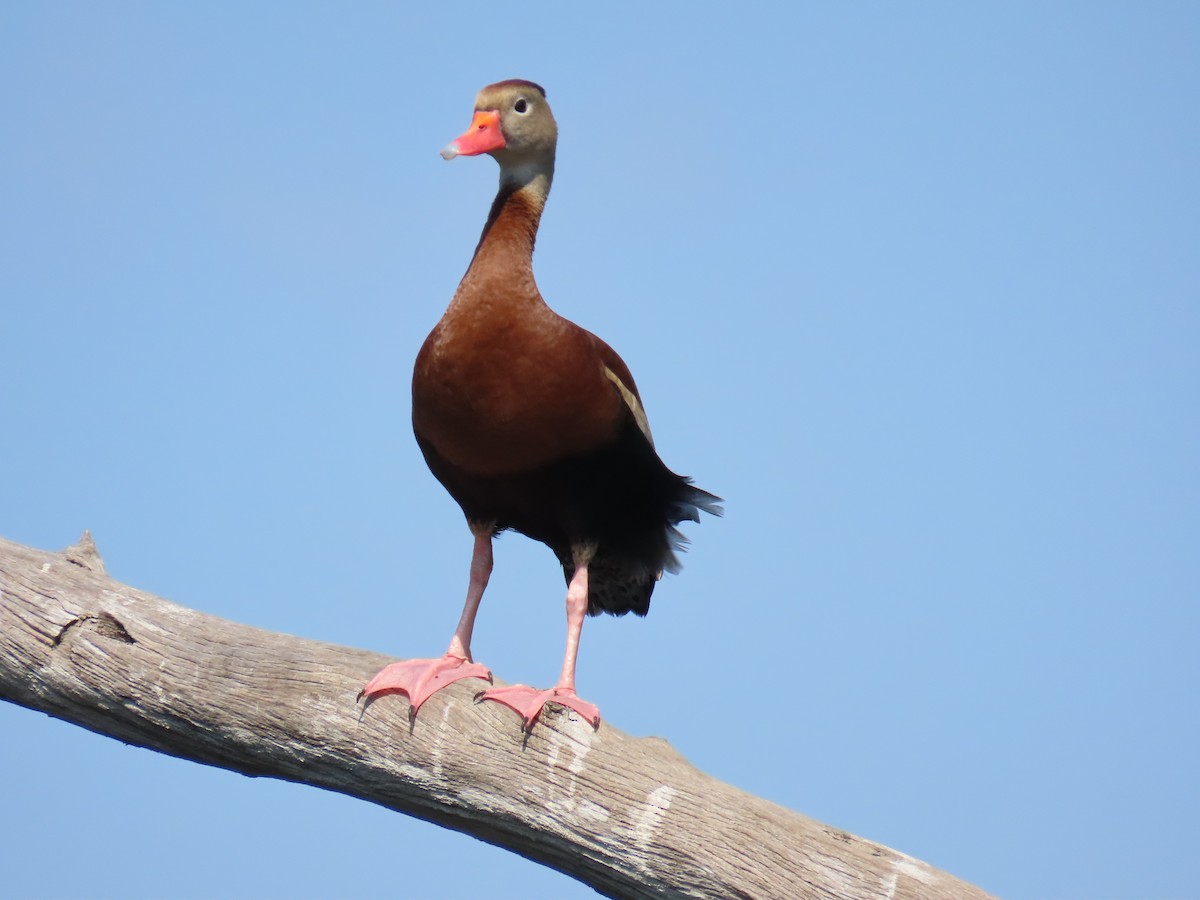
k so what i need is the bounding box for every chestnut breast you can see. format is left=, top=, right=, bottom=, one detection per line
left=412, top=294, right=629, bottom=478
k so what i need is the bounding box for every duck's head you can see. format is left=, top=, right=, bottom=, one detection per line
left=441, top=80, right=557, bottom=183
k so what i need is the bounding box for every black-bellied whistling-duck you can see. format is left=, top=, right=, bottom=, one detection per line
left=359, top=80, right=721, bottom=731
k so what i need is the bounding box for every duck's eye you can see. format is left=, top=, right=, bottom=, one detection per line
left=514, top=98, right=529, bottom=114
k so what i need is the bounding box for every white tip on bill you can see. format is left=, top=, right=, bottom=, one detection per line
left=439, top=142, right=459, bottom=160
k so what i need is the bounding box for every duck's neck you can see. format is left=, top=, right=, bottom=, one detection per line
left=469, top=165, right=554, bottom=273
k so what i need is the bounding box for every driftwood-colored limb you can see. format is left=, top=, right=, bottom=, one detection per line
left=0, top=533, right=993, bottom=900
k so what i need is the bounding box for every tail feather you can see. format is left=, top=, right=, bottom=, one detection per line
left=677, top=481, right=724, bottom=521
left=571, top=478, right=723, bottom=617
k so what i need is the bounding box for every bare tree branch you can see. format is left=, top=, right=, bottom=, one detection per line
left=0, top=533, right=993, bottom=900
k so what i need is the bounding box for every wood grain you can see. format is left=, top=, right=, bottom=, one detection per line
left=0, top=533, right=994, bottom=900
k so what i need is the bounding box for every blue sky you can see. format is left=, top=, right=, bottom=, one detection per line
left=2, top=4, right=1197, bottom=898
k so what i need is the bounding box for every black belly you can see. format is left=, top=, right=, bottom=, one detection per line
left=415, top=419, right=713, bottom=617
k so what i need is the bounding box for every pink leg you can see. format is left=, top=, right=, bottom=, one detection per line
left=477, top=561, right=601, bottom=731
left=445, top=527, right=492, bottom=660
left=359, top=527, right=494, bottom=716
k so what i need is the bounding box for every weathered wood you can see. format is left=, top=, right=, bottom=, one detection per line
left=0, top=533, right=993, bottom=900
